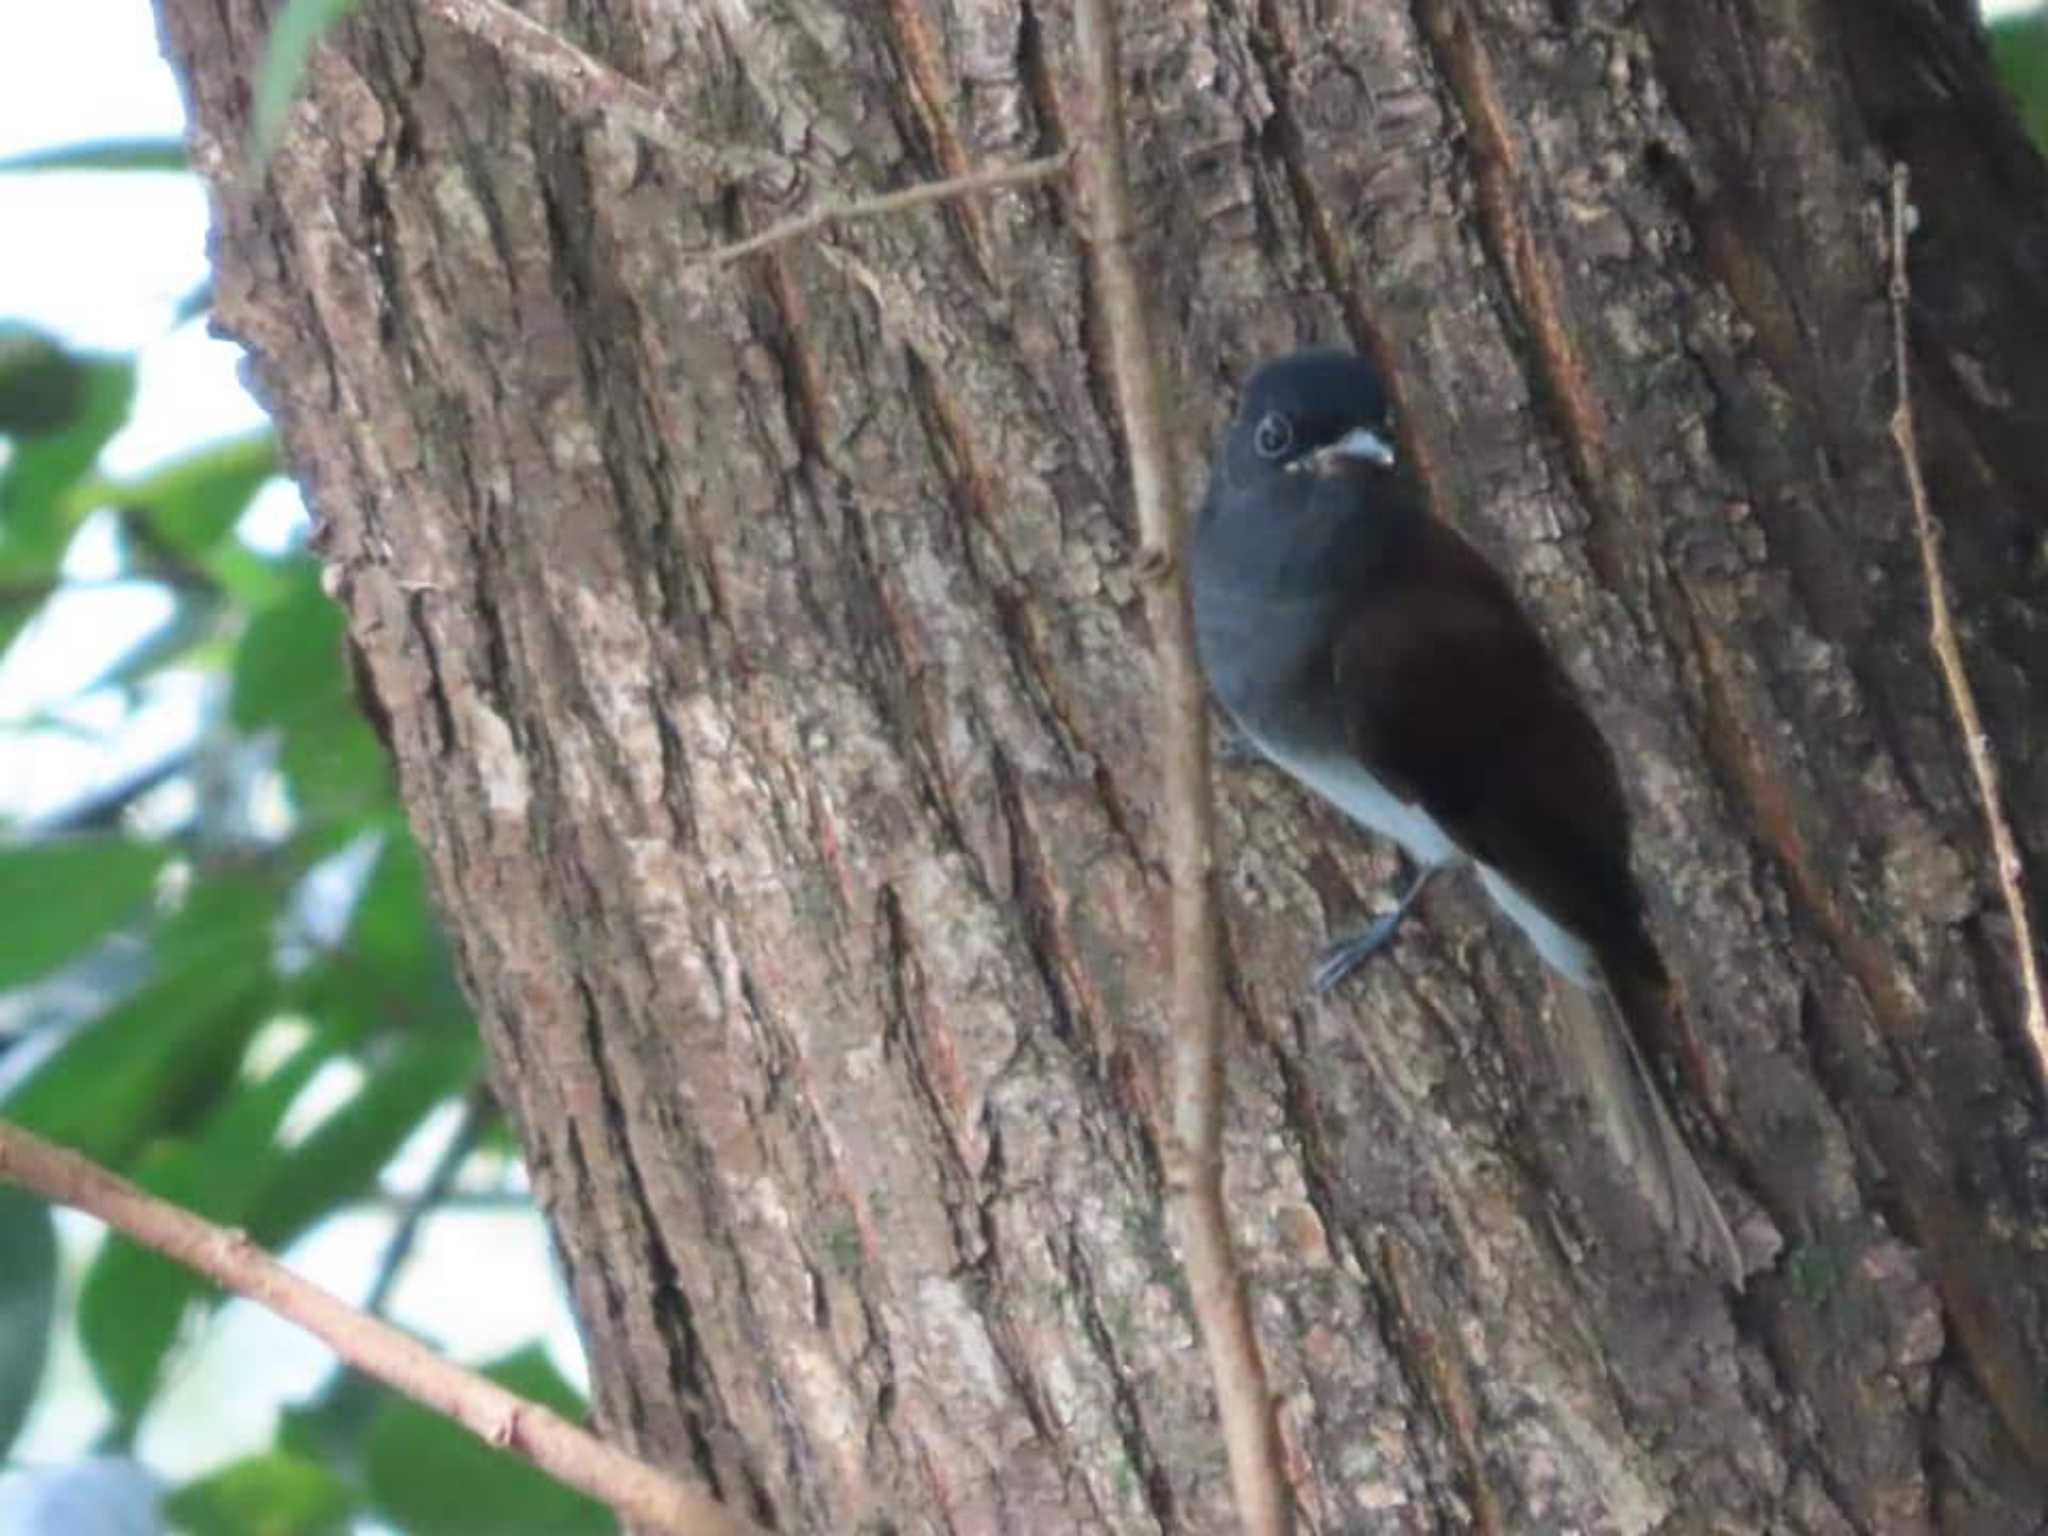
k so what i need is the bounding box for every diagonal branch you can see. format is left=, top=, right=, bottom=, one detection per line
left=362, top=1082, right=497, bottom=1318
left=1887, top=162, right=2048, bottom=1099
left=695, top=150, right=1074, bottom=264
left=1068, top=4, right=1294, bottom=1533
left=0, top=1118, right=763, bottom=1536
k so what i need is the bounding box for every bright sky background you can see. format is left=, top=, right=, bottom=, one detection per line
left=0, top=0, right=2041, bottom=1525
left=0, top=4, right=581, bottom=1524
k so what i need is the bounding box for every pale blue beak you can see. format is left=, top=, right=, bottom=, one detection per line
left=1329, top=426, right=1395, bottom=466
left=1294, top=425, right=1396, bottom=475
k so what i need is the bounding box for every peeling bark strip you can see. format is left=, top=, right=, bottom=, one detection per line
left=160, top=0, right=2048, bottom=1529
left=1886, top=163, right=2048, bottom=1104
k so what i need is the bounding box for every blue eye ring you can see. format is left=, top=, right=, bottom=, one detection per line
left=1252, top=411, right=1294, bottom=459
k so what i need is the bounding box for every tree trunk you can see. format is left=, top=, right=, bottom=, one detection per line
left=157, top=0, right=2048, bottom=1529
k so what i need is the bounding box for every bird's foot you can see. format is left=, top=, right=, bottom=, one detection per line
left=1309, top=912, right=1405, bottom=994
left=1309, top=863, right=1440, bottom=994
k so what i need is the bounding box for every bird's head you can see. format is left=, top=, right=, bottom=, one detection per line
left=1222, top=348, right=1398, bottom=488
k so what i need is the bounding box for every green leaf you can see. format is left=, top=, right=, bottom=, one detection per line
left=251, top=0, right=363, bottom=164
left=0, top=137, right=189, bottom=174
left=245, top=1032, right=480, bottom=1255
left=69, top=590, right=228, bottom=704
left=92, top=430, right=280, bottom=561
left=2, top=874, right=278, bottom=1165
left=231, top=565, right=345, bottom=733
left=280, top=710, right=389, bottom=820
left=0, top=1187, right=58, bottom=1460
left=0, top=837, right=167, bottom=992
left=365, top=1345, right=614, bottom=1536
left=279, top=1370, right=387, bottom=1470
left=162, top=1450, right=353, bottom=1536
left=1992, top=13, right=2048, bottom=151
left=0, top=325, right=90, bottom=437
left=204, top=540, right=296, bottom=613
left=78, top=1033, right=333, bottom=1422
left=0, top=354, right=135, bottom=577
left=343, top=834, right=435, bottom=982
left=233, top=564, right=387, bottom=816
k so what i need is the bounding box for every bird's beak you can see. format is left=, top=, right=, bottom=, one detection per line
left=1326, top=426, right=1396, bottom=468
left=1294, top=426, right=1397, bottom=476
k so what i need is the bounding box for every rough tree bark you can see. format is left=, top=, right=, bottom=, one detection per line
left=157, top=0, right=2048, bottom=1529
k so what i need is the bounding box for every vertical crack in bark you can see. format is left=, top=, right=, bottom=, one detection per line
left=830, top=461, right=988, bottom=888
left=753, top=248, right=831, bottom=460
left=875, top=884, right=990, bottom=1231
left=559, top=1121, right=651, bottom=1432
left=1014, top=0, right=1072, bottom=223
left=1241, top=4, right=1371, bottom=351
left=1062, top=1230, right=1178, bottom=1534
left=879, top=0, right=994, bottom=275
left=1680, top=589, right=2048, bottom=1472
left=1254, top=1004, right=1477, bottom=1530
left=710, top=973, right=852, bottom=1531
left=567, top=978, right=763, bottom=1512
left=1412, top=0, right=1630, bottom=590
left=874, top=883, right=1102, bottom=1524
left=403, top=596, right=462, bottom=758
left=900, top=348, right=1079, bottom=772
left=1375, top=1234, right=1507, bottom=1536
left=1021, top=4, right=1121, bottom=503
left=649, top=703, right=702, bottom=852
left=987, top=745, right=1114, bottom=1072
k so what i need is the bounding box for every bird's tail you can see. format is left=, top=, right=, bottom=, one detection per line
left=1548, top=973, right=1744, bottom=1287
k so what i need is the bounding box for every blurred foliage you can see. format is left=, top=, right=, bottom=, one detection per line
left=0, top=139, right=595, bottom=1536
left=252, top=0, right=363, bottom=163
left=359, top=1347, right=611, bottom=1536
left=1992, top=7, right=2048, bottom=148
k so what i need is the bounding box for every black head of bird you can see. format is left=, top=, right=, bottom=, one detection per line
left=1199, top=348, right=1414, bottom=601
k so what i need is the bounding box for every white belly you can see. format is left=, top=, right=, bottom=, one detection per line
left=1251, top=730, right=1599, bottom=983
left=1250, top=733, right=1461, bottom=867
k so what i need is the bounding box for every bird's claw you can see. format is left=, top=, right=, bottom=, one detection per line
left=1309, top=911, right=1404, bottom=995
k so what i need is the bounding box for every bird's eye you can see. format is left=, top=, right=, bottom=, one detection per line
left=1252, top=411, right=1294, bottom=460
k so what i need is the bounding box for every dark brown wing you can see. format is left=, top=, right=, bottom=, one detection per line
left=1336, top=520, right=1739, bottom=1278
left=1331, top=517, right=1659, bottom=983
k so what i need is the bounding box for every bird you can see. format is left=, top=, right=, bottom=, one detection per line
left=1190, top=346, right=1742, bottom=1284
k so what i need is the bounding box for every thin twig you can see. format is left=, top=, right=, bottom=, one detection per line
left=362, top=1083, right=496, bottom=1318
left=1887, top=162, right=2048, bottom=1098
left=0, top=1118, right=763, bottom=1536
left=1068, top=5, right=1293, bottom=1534
left=413, top=0, right=789, bottom=185
left=697, top=150, right=1074, bottom=264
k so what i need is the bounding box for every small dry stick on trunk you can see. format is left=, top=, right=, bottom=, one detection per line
left=0, top=1118, right=764, bottom=1536
left=698, top=151, right=1075, bottom=264
left=413, top=0, right=788, bottom=183
left=1886, top=163, right=2048, bottom=1099
left=1068, top=3, right=1294, bottom=1533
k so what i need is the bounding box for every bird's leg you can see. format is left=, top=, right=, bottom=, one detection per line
left=1311, top=863, right=1440, bottom=995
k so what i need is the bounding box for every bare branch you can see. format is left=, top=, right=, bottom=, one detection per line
left=697, top=150, right=1074, bottom=264
left=0, top=1118, right=764, bottom=1536
left=1068, top=5, right=1294, bottom=1533
left=413, top=0, right=789, bottom=185
left=362, top=1082, right=496, bottom=1318
left=1887, top=162, right=2048, bottom=1098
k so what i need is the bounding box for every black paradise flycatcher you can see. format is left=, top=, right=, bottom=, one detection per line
left=1191, top=348, right=1742, bottom=1284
